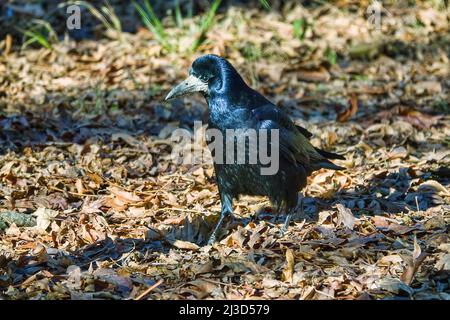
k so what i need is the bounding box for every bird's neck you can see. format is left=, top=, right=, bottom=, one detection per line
left=208, top=83, right=267, bottom=107
left=205, top=87, right=267, bottom=130
left=211, top=67, right=250, bottom=100
left=205, top=67, right=270, bottom=128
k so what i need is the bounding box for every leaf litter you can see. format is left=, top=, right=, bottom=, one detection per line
left=0, top=1, right=449, bottom=300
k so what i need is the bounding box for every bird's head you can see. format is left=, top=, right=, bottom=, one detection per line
left=165, top=54, right=247, bottom=101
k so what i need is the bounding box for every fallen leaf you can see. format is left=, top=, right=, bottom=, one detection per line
left=388, top=222, right=418, bottom=235
left=400, top=236, right=428, bottom=285
left=75, top=179, right=85, bottom=194
left=33, top=207, right=59, bottom=232
left=297, top=66, right=330, bottom=82
left=374, top=277, right=413, bottom=295
left=336, top=203, right=356, bottom=230
left=281, top=248, right=295, bottom=283
left=378, top=254, right=403, bottom=266
left=418, top=180, right=450, bottom=196
left=399, top=108, right=441, bottom=129
left=435, top=254, right=450, bottom=271
left=171, top=239, right=200, bottom=251
left=109, top=186, right=142, bottom=203
left=337, top=93, right=358, bottom=122
left=387, top=146, right=408, bottom=159
left=5, top=34, right=12, bottom=55
left=161, top=216, right=186, bottom=225
left=93, top=268, right=133, bottom=294
left=372, top=216, right=390, bottom=228
left=411, top=81, right=442, bottom=95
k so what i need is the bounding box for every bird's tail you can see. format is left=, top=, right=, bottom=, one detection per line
left=313, top=148, right=346, bottom=171
left=314, top=147, right=345, bottom=160
left=317, top=160, right=345, bottom=171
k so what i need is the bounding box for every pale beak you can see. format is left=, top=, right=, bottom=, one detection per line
left=165, top=75, right=208, bottom=100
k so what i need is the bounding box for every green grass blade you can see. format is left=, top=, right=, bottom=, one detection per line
left=18, top=19, right=56, bottom=50
left=259, top=0, right=271, bottom=10
left=325, top=47, right=337, bottom=65
left=293, top=18, right=308, bottom=40
left=103, top=1, right=122, bottom=32
left=23, top=30, right=52, bottom=49
left=133, top=0, right=171, bottom=50
left=191, top=0, right=222, bottom=52
left=133, top=1, right=157, bottom=35
left=143, top=0, right=166, bottom=37
left=33, top=19, right=58, bottom=42
left=175, top=0, right=183, bottom=28
left=68, top=1, right=116, bottom=32
left=22, top=37, right=38, bottom=49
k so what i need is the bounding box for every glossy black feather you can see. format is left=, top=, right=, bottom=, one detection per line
left=295, top=125, right=313, bottom=139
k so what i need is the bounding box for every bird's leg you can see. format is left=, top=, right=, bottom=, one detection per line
left=295, top=193, right=304, bottom=220
left=281, top=213, right=292, bottom=235
left=271, top=202, right=282, bottom=223
left=207, top=194, right=233, bottom=245
left=281, top=194, right=304, bottom=235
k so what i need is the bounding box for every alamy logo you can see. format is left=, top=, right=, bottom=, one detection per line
left=170, top=121, right=280, bottom=176
left=66, top=5, right=81, bottom=30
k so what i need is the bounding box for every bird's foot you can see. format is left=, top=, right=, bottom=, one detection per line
left=279, top=214, right=292, bottom=237
left=279, top=226, right=291, bottom=238
left=207, top=233, right=217, bottom=246
left=271, top=213, right=282, bottom=224
left=207, top=210, right=234, bottom=245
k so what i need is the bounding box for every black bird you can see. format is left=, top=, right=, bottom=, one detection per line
left=166, top=54, right=345, bottom=244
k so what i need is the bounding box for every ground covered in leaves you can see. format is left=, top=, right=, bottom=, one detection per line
left=0, top=1, right=449, bottom=300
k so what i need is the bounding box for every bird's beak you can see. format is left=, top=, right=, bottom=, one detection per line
left=165, top=75, right=208, bottom=100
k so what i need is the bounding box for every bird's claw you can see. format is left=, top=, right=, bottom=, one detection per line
left=279, top=225, right=289, bottom=238
left=281, top=214, right=292, bottom=234
left=207, top=233, right=217, bottom=246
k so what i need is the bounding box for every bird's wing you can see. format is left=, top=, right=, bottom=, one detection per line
left=251, top=104, right=319, bottom=166
left=294, top=125, right=313, bottom=139
left=252, top=104, right=344, bottom=170
left=251, top=104, right=313, bottom=139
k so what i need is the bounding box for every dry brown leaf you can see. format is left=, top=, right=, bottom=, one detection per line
left=171, top=239, right=200, bottom=251
left=281, top=248, right=295, bottom=283
left=337, top=93, right=358, bottom=122
left=161, top=216, right=186, bottom=225
left=86, top=172, right=104, bottom=185
left=109, top=186, right=142, bottom=203
left=75, top=179, right=85, bottom=195
left=33, top=207, right=59, bottom=232
left=187, top=279, right=216, bottom=299
left=5, top=34, right=12, bottom=56
left=388, top=222, right=418, bottom=235
left=228, top=228, right=247, bottom=248
left=398, top=108, right=442, bottom=129
left=378, top=254, right=403, bottom=266
left=387, top=146, right=408, bottom=159
left=300, top=286, right=316, bottom=300
left=336, top=203, right=356, bottom=230
left=194, top=261, right=214, bottom=275
left=372, top=216, right=390, bottom=228
left=411, top=81, right=442, bottom=95
left=435, top=254, right=450, bottom=271
left=312, top=170, right=334, bottom=184
left=418, top=180, right=450, bottom=196
left=297, top=66, right=330, bottom=82
left=400, top=236, right=428, bottom=285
